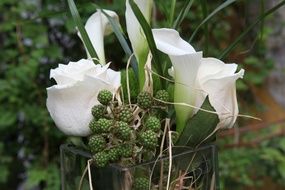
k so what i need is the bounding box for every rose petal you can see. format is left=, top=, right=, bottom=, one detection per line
left=46, top=75, right=118, bottom=136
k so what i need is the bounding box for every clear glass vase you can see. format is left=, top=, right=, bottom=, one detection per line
left=60, top=144, right=219, bottom=190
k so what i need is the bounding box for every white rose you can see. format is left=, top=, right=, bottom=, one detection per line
left=46, top=59, right=120, bottom=136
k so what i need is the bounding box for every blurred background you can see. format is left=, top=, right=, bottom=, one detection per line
left=0, top=0, right=285, bottom=189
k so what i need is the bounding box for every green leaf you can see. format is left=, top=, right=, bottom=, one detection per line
left=100, top=9, right=139, bottom=78
left=189, top=0, right=237, bottom=42
left=169, top=0, right=176, bottom=27
left=176, top=97, right=219, bottom=147
left=0, top=111, right=17, bottom=130
left=129, top=0, right=165, bottom=88
left=173, top=0, right=195, bottom=29
left=67, top=0, right=99, bottom=63
left=219, top=0, right=285, bottom=59
left=200, top=0, right=209, bottom=55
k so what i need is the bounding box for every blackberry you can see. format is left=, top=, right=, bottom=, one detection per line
left=115, top=121, right=132, bottom=140
left=115, top=106, right=133, bottom=123
left=97, top=90, right=113, bottom=105
left=107, top=147, right=120, bottom=162
left=133, top=177, right=150, bottom=190
left=155, top=90, right=169, bottom=105
left=88, top=135, right=106, bottom=154
left=89, top=119, right=100, bottom=134
left=137, top=91, right=152, bottom=109
left=118, top=144, right=133, bottom=158
left=91, top=118, right=113, bottom=133
left=140, top=130, right=158, bottom=150
left=94, top=151, right=109, bottom=168
left=91, top=104, right=106, bottom=119
left=145, top=116, right=161, bottom=132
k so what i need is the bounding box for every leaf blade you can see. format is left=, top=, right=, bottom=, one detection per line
left=175, top=97, right=219, bottom=148
left=67, top=0, right=99, bottom=63
left=188, top=0, right=237, bottom=42
left=219, top=0, right=285, bottom=59
left=129, top=0, right=165, bottom=88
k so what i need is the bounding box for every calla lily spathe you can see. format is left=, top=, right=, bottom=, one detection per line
left=78, top=10, right=119, bottom=65
left=46, top=59, right=120, bottom=136
left=152, top=28, right=244, bottom=133
left=126, top=0, right=153, bottom=88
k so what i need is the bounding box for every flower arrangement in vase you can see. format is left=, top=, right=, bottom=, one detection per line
left=46, top=0, right=247, bottom=189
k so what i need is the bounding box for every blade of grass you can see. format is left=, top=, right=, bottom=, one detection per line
left=201, top=0, right=209, bottom=55
left=173, top=0, right=195, bottom=29
left=189, top=0, right=237, bottom=42
left=99, top=9, right=139, bottom=78
left=219, top=0, right=285, bottom=59
left=67, top=0, right=99, bottom=63
left=169, top=0, right=177, bottom=27
left=129, top=0, right=165, bottom=88
left=259, top=0, right=265, bottom=40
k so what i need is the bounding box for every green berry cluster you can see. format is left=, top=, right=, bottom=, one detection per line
left=145, top=116, right=161, bottom=132
left=139, top=130, right=158, bottom=150
left=137, top=91, right=152, bottom=109
left=97, top=89, right=113, bottom=105
left=155, top=90, right=169, bottom=105
left=87, top=89, right=170, bottom=168
left=88, top=90, right=136, bottom=167
left=133, top=177, right=150, bottom=190
left=115, top=106, right=133, bottom=123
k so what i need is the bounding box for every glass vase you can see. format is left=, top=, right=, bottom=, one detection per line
left=60, top=144, right=219, bottom=190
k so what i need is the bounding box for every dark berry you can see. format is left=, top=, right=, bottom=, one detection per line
left=91, top=104, right=106, bottom=119
left=115, top=121, right=132, bottom=140
left=118, top=144, right=133, bottom=158
left=94, top=151, right=109, bottom=167
left=88, top=135, right=106, bottom=154
left=98, top=90, right=113, bottom=105
left=137, top=91, right=152, bottom=109
left=91, top=118, right=113, bottom=133
left=107, top=148, right=120, bottom=162
left=115, top=106, right=133, bottom=123
left=155, top=90, right=169, bottom=105
left=133, top=177, right=150, bottom=190
left=145, top=116, right=161, bottom=132
left=140, top=130, right=158, bottom=150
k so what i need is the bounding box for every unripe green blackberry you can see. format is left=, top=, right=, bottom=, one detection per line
left=118, top=144, right=133, bottom=158
left=94, top=151, right=109, bottom=168
left=107, top=148, right=120, bottom=162
left=115, top=121, right=132, bottom=140
left=115, top=106, right=133, bottom=123
left=95, top=118, right=113, bottom=133
left=155, top=90, right=169, bottom=105
left=137, top=91, right=152, bottom=109
left=88, top=135, right=106, bottom=154
left=145, top=116, right=161, bottom=132
left=89, top=119, right=100, bottom=134
left=97, top=90, right=113, bottom=105
left=140, top=130, right=158, bottom=150
left=91, top=104, right=106, bottom=120
left=133, top=177, right=150, bottom=190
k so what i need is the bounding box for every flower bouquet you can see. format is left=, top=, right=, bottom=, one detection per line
left=46, top=0, right=245, bottom=189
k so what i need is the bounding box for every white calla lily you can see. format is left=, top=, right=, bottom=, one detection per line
left=152, top=28, right=244, bottom=133
left=126, top=0, right=153, bottom=88
left=152, top=28, right=202, bottom=132
left=78, top=10, right=119, bottom=65
left=46, top=59, right=120, bottom=136
left=197, top=58, right=244, bottom=128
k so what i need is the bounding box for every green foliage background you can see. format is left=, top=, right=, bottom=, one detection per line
left=0, top=0, right=284, bottom=189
